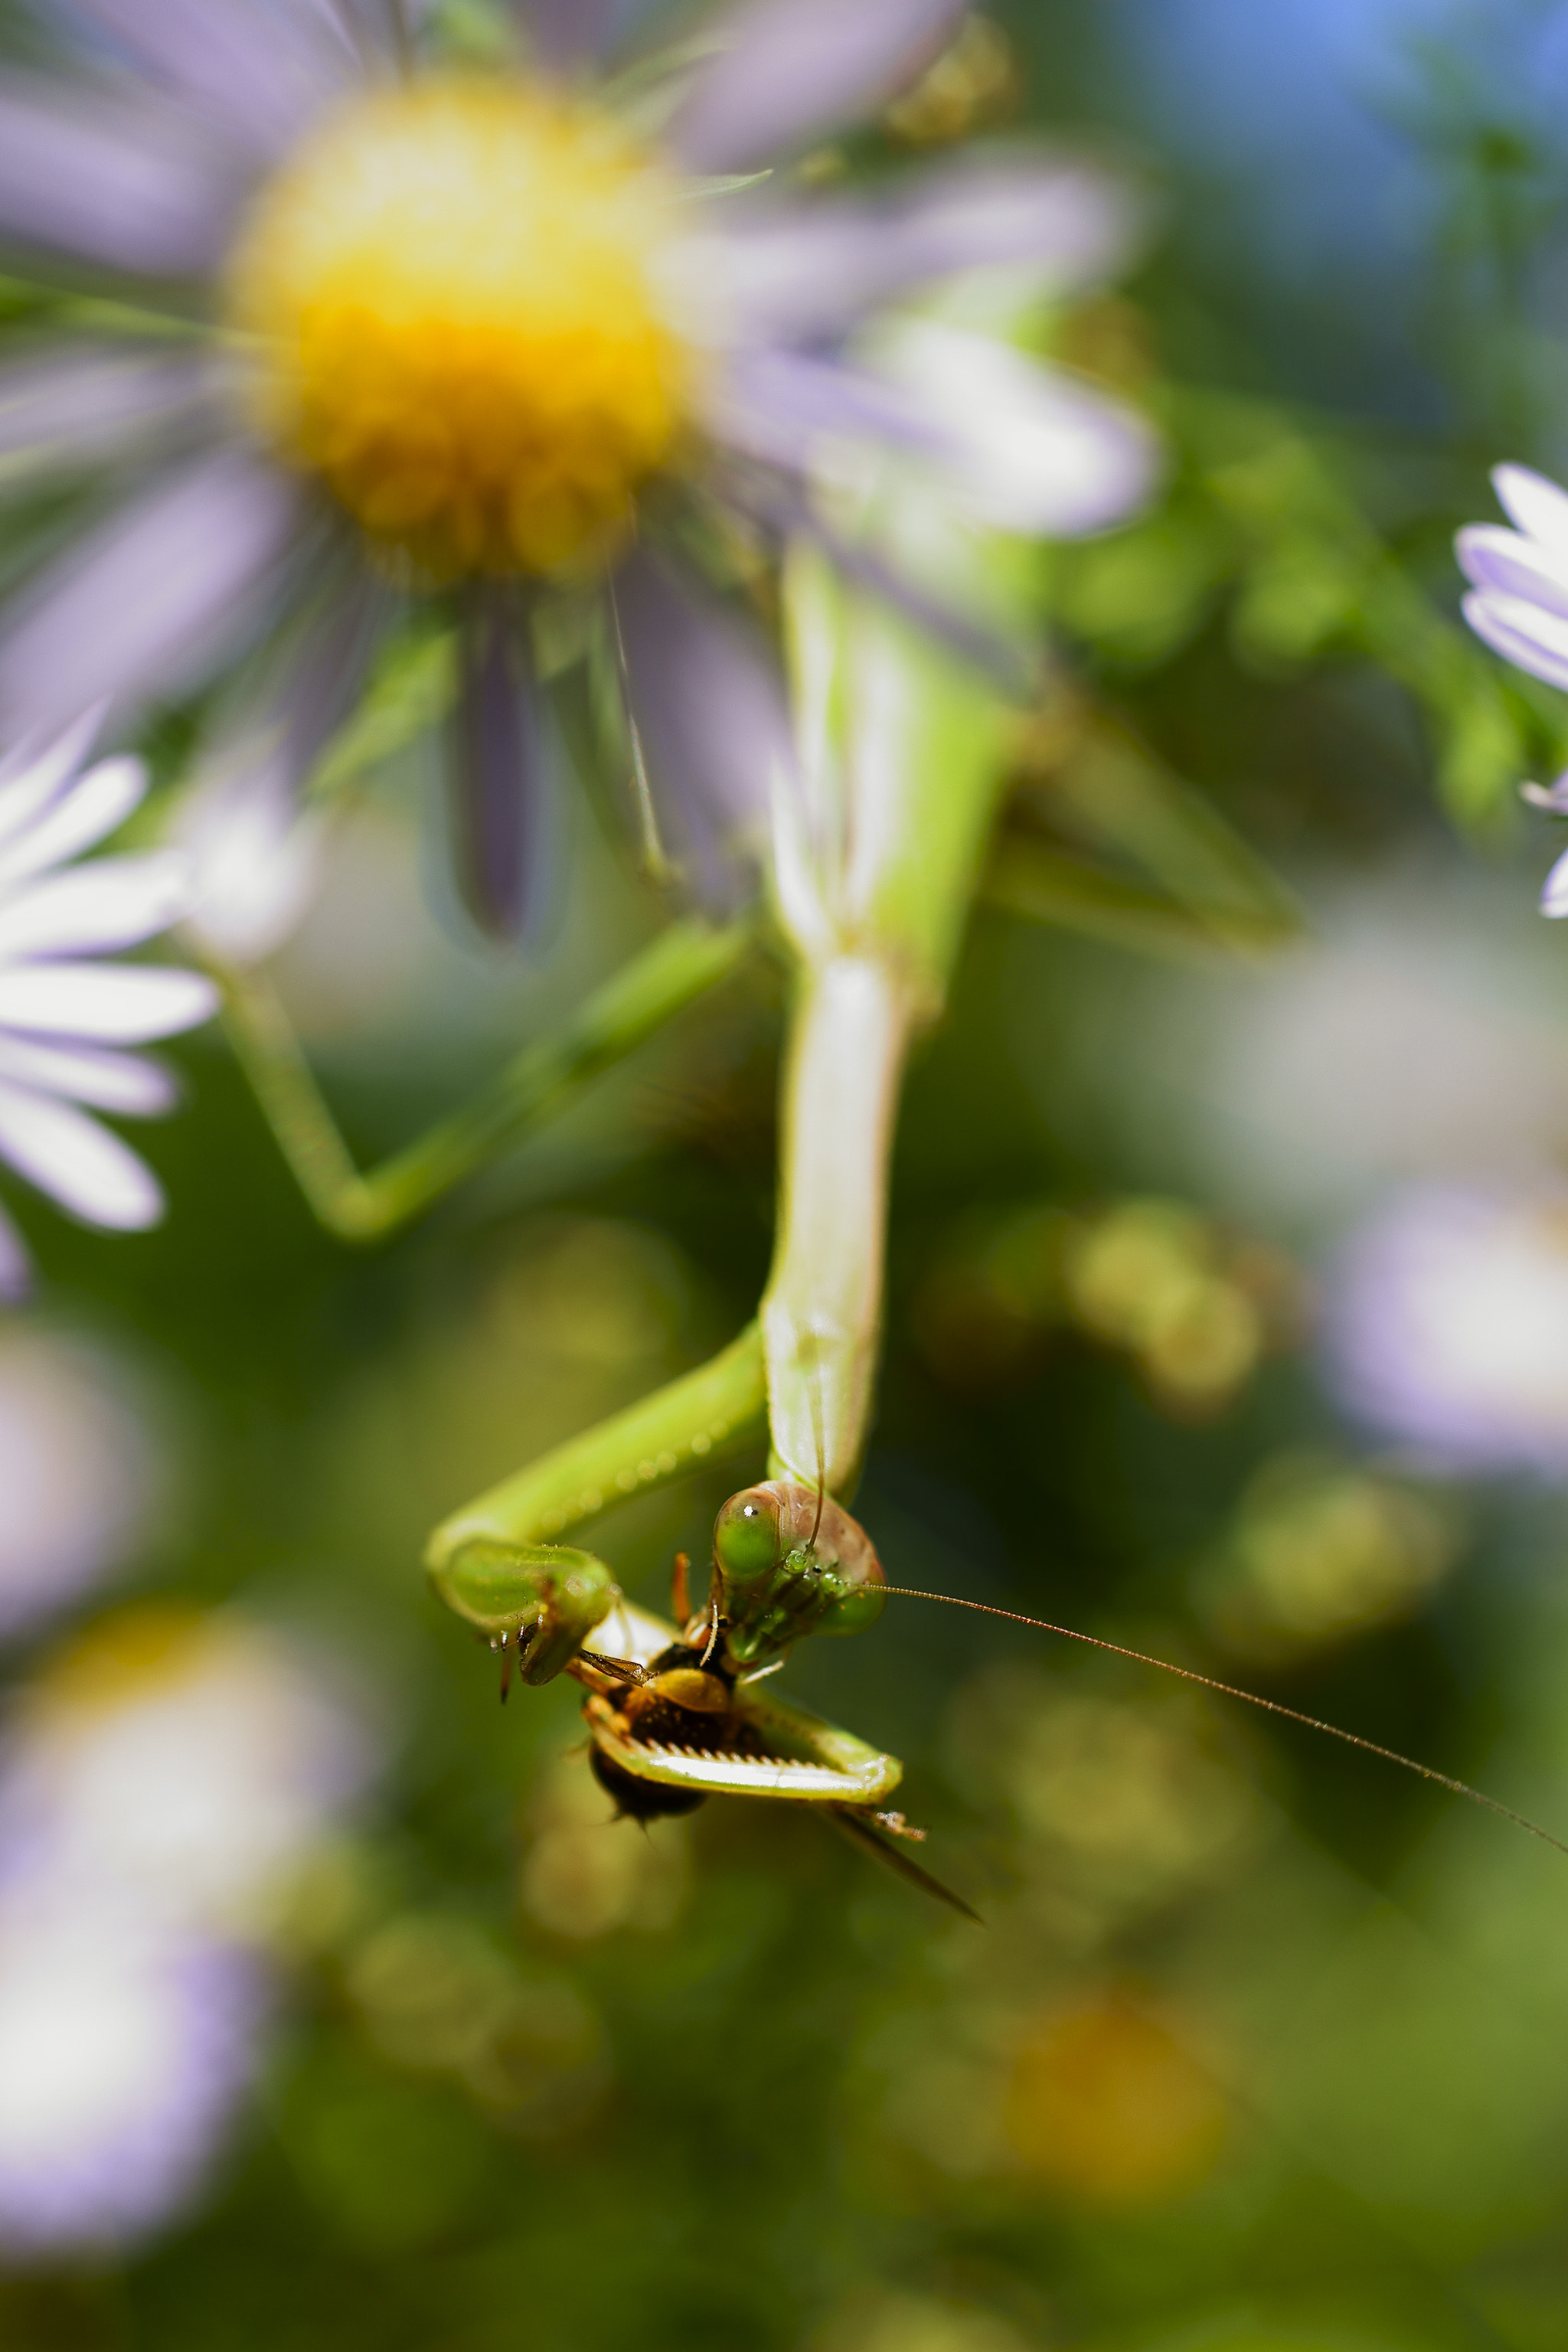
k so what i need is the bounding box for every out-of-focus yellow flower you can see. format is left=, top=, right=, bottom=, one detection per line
left=1002, top=1992, right=1229, bottom=2203
left=1063, top=1197, right=1298, bottom=1411
left=949, top=1668, right=1266, bottom=1920
left=911, top=1194, right=1304, bottom=1412
left=1194, top=1451, right=1459, bottom=1662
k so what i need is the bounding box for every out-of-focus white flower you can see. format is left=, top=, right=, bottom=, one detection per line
left=1457, top=465, right=1568, bottom=916
left=0, top=1608, right=377, bottom=1932
left=1324, top=1185, right=1568, bottom=1475
left=174, top=756, right=325, bottom=969
left=0, top=1897, right=260, bottom=2256
left=0, top=1328, right=158, bottom=1641
left=0, top=1606, right=377, bottom=2253
left=0, top=714, right=217, bottom=1290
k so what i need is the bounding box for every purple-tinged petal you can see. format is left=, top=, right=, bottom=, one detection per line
left=1542, top=845, right=1568, bottom=919
left=0, top=853, right=193, bottom=959
left=176, top=571, right=384, bottom=965
left=0, top=760, right=148, bottom=893
left=867, top=322, right=1158, bottom=536
left=0, top=1083, right=164, bottom=1229
left=730, top=469, right=1035, bottom=691
left=1521, top=773, right=1568, bottom=813
left=0, top=455, right=302, bottom=741
left=448, top=589, right=553, bottom=942
left=703, top=345, right=949, bottom=477
left=0, top=1197, right=29, bottom=1301
left=1455, top=524, right=1568, bottom=619
left=612, top=548, right=789, bottom=906
left=704, top=155, right=1146, bottom=344
left=0, top=347, right=220, bottom=483
left=523, top=0, right=628, bottom=67
left=1462, top=588, right=1568, bottom=695
left=670, top=0, right=966, bottom=172
left=0, top=1036, right=178, bottom=1116
left=266, top=567, right=388, bottom=799
left=64, top=0, right=358, bottom=158
left=0, top=714, right=106, bottom=851
left=1494, top=463, right=1568, bottom=563
left=0, top=964, right=217, bottom=1044
left=0, top=80, right=245, bottom=277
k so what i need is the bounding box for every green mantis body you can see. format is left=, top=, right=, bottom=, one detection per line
left=426, top=1405, right=980, bottom=1910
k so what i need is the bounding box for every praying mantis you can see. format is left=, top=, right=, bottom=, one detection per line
left=217, top=505, right=1033, bottom=1909
left=211, top=384, right=1565, bottom=1912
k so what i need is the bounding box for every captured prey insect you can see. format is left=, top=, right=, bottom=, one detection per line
left=433, top=1460, right=985, bottom=1916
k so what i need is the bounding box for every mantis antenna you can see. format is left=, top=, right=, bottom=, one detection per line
left=876, top=1586, right=1568, bottom=1862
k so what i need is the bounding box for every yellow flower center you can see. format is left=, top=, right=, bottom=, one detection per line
left=225, top=80, right=688, bottom=578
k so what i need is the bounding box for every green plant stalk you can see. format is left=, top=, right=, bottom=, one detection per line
left=220, top=913, right=752, bottom=1241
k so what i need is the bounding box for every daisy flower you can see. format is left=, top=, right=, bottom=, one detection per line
left=1456, top=462, right=1568, bottom=915
left=0, top=0, right=1155, bottom=936
left=0, top=714, right=217, bottom=1294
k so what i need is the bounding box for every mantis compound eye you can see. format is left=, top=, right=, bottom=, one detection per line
left=714, top=1489, right=780, bottom=1586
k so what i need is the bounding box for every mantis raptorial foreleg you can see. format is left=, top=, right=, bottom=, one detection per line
left=425, top=1321, right=768, bottom=1684
left=217, top=913, right=753, bottom=1241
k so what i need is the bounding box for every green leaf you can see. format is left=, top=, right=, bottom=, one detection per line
left=984, top=833, right=1301, bottom=962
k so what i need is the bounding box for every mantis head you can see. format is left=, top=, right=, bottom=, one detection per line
left=712, top=1478, right=886, bottom=1665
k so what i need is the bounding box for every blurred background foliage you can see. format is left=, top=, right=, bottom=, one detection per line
left=15, top=2, right=1568, bottom=2350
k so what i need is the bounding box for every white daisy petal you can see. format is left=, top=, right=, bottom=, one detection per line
left=0, top=1083, right=165, bottom=1230
left=1494, top=463, right=1568, bottom=563
left=0, top=1036, right=178, bottom=1115
left=0, top=852, right=194, bottom=959
left=870, top=322, right=1159, bottom=537
left=0, top=963, right=217, bottom=1044
left=0, top=759, right=149, bottom=893
left=1462, top=589, right=1568, bottom=695
left=1455, top=524, right=1568, bottom=619
left=0, top=710, right=106, bottom=851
